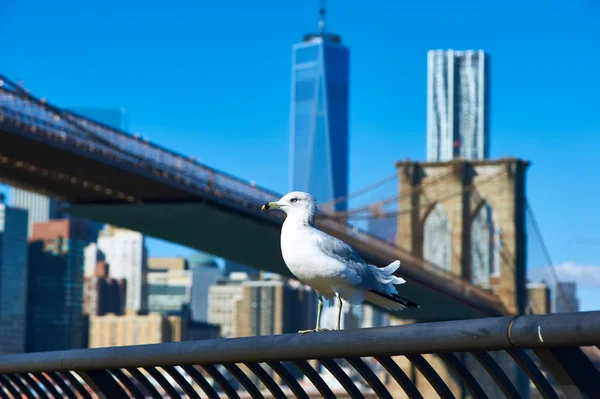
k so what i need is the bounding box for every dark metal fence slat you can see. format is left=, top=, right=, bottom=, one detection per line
left=222, top=363, right=265, bottom=399
left=144, top=367, right=181, bottom=399
left=5, top=374, right=35, bottom=399
left=534, top=347, right=600, bottom=399
left=470, top=351, right=521, bottom=398
left=292, top=360, right=336, bottom=399
left=180, top=365, right=220, bottom=399
left=374, top=356, right=423, bottom=399
left=201, top=364, right=241, bottom=399
left=32, top=372, right=63, bottom=398
left=162, top=365, right=201, bottom=399
left=0, top=375, right=21, bottom=399
left=318, top=359, right=365, bottom=399
left=346, top=357, right=393, bottom=399
left=108, top=368, right=146, bottom=399
left=438, top=353, right=489, bottom=399
left=266, top=361, right=310, bottom=399
left=126, top=368, right=163, bottom=399
left=20, top=373, right=49, bottom=399
left=244, top=362, right=287, bottom=399
left=406, top=354, right=456, bottom=399
left=61, top=371, right=94, bottom=399
left=506, top=349, right=559, bottom=399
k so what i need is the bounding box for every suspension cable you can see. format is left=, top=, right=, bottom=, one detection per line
left=526, top=200, right=574, bottom=313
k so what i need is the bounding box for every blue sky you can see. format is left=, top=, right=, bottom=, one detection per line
left=1, top=0, right=599, bottom=310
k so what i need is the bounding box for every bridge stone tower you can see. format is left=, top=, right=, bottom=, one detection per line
left=396, top=158, right=529, bottom=315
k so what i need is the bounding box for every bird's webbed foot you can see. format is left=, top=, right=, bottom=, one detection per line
left=298, top=328, right=330, bottom=335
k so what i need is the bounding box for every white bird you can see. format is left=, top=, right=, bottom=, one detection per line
left=262, top=191, right=419, bottom=334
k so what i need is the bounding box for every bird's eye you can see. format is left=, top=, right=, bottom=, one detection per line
left=290, top=198, right=298, bottom=203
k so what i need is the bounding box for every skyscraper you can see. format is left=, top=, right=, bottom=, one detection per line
left=0, top=199, right=28, bottom=354
left=427, top=49, right=490, bottom=161
left=96, top=226, right=147, bottom=313
left=189, top=252, right=222, bottom=323
left=27, top=219, right=94, bottom=352
left=10, top=189, right=63, bottom=236
left=207, top=273, right=316, bottom=338
left=553, top=281, right=579, bottom=313
left=289, top=1, right=350, bottom=212
left=146, top=257, right=193, bottom=315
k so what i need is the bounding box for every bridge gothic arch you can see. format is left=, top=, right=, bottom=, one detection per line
left=422, top=203, right=452, bottom=271
left=470, top=201, right=503, bottom=289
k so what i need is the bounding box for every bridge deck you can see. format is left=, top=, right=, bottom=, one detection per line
left=0, top=82, right=506, bottom=321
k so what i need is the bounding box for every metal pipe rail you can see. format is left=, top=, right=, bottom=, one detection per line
left=1, top=312, right=599, bottom=398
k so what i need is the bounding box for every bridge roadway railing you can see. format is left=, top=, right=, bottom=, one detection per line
left=0, top=312, right=599, bottom=398
left=0, top=82, right=502, bottom=312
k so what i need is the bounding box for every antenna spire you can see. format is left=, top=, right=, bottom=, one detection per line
left=318, top=0, right=326, bottom=35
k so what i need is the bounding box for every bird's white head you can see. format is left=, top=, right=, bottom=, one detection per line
left=261, top=191, right=318, bottom=225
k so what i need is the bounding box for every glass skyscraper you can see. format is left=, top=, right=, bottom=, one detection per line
left=289, top=10, right=350, bottom=212
left=10, top=189, right=63, bottom=237
left=427, top=49, right=490, bottom=161
left=27, top=219, right=93, bottom=352
left=0, top=200, right=28, bottom=354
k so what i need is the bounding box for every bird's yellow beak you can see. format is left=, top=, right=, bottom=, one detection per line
left=261, top=201, right=281, bottom=211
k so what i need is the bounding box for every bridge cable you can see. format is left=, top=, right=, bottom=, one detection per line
left=328, top=171, right=455, bottom=217
left=338, top=170, right=506, bottom=221
left=324, top=172, right=398, bottom=207
left=0, top=74, right=156, bottom=166
left=525, top=200, right=574, bottom=313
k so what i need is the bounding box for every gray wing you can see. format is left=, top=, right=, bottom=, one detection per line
left=315, top=230, right=368, bottom=277
left=315, top=230, right=385, bottom=290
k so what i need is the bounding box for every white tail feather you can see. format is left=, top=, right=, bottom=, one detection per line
left=370, top=260, right=405, bottom=286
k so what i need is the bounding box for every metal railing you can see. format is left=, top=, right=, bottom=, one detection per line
left=0, top=311, right=599, bottom=398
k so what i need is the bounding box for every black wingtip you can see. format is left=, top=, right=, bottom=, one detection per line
left=370, top=290, right=420, bottom=310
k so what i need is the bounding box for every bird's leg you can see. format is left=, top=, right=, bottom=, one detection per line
left=299, top=295, right=330, bottom=335
left=316, top=295, right=324, bottom=330
left=336, top=292, right=343, bottom=331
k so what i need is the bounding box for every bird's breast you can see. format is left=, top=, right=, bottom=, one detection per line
left=280, top=224, right=343, bottom=283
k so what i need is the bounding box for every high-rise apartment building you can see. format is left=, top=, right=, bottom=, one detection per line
left=553, top=281, right=579, bottom=313
left=88, top=313, right=183, bottom=348
left=27, top=219, right=95, bottom=352
left=289, top=4, right=350, bottom=212
left=82, top=255, right=127, bottom=316
left=427, top=49, right=490, bottom=161
left=148, top=257, right=188, bottom=271
left=146, top=259, right=192, bottom=315
left=208, top=273, right=317, bottom=338
left=96, top=226, right=147, bottom=313
left=0, top=199, right=29, bottom=354
left=189, top=252, right=222, bottom=323
left=10, top=189, right=63, bottom=236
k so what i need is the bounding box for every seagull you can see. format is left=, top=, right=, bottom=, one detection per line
left=262, top=191, right=419, bottom=334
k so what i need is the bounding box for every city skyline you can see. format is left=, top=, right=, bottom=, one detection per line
left=0, top=0, right=598, bottom=311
